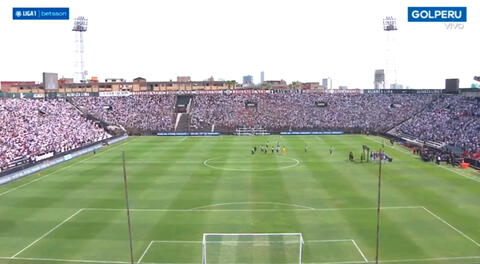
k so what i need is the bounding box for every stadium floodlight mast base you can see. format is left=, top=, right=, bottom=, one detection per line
left=374, top=148, right=384, bottom=264
left=121, top=152, right=135, bottom=264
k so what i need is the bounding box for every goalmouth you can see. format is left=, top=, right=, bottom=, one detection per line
left=202, top=233, right=304, bottom=264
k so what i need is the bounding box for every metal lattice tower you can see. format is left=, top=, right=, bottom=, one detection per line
left=383, top=16, right=398, bottom=89
left=73, top=16, right=88, bottom=83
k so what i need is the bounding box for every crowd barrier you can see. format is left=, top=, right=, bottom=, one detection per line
left=280, top=131, right=344, bottom=135
left=156, top=132, right=220, bottom=136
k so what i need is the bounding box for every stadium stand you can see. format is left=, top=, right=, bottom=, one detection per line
left=190, top=93, right=438, bottom=133
left=71, top=94, right=175, bottom=134
left=0, top=98, right=110, bottom=172
left=395, top=96, right=480, bottom=157
left=1, top=92, right=479, bottom=172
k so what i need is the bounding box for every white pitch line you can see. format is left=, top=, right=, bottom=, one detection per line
left=363, top=136, right=412, bottom=155
left=363, top=136, right=480, bottom=183
left=422, top=206, right=480, bottom=248
left=0, top=256, right=133, bottom=264
left=204, top=232, right=302, bottom=236
left=440, top=165, right=480, bottom=183
left=189, top=201, right=316, bottom=210
left=367, top=255, right=480, bottom=263
left=152, top=240, right=201, bottom=243
left=150, top=239, right=354, bottom=244
left=306, top=239, right=353, bottom=243
left=351, top=239, right=368, bottom=263
left=0, top=138, right=133, bottom=198
left=137, top=241, right=154, bottom=264
left=82, top=205, right=422, bottom=212
left=306, top=261, right=365, bottom=264
left=0, top=256, right=479, bottom=264
left=11, top=208, right=84, bottom=258
left=0, top=174, right=51, bottom=197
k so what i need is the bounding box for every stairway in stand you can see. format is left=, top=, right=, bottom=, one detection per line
left=175, top=113, right=191, bottom=132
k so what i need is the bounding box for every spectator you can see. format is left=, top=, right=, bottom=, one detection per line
left=71, top=95, right=175, bottom=134
left=0, top=98, right=110, bottom=172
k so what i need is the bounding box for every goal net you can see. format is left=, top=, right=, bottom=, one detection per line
left=235, top=127, right=270, bottom=136
left=202, top=233, right=304, bottom=264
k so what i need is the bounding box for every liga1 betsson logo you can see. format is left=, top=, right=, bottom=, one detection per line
left=13, top=8, right=69, bottom=20
left=408, top=7, right=466, bottom=22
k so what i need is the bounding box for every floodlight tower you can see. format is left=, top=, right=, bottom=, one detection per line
left=73, top=16, right=88, bottom=83
left=383, top=16, right=398, bottom=89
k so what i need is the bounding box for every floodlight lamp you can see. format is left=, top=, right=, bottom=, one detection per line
left=73, top=16, right=88, bottom=32
left=383, top=16, right=398, bottom=31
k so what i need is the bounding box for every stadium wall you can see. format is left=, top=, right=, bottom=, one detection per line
left=157, top=132, right=220, bottom=136
left=2, top=88, right=478, bottom=99
left=0, top=136, right=128, bottom=185
left=280, top=131, right=344, bottom=135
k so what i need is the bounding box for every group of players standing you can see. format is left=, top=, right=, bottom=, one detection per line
left=251, top=141, right=287, bottom=155
left=250, top=141, right=335, bottom=156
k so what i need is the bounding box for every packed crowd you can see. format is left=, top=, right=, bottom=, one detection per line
left=71, top=95, right=175, bottom=133
left=0, top=99, right=110, bottom=172
left=396, top=95, right=480, bottom=154
left=1, top=92, right=478, bottom=172
left=190, top=93, right=437, bottom=133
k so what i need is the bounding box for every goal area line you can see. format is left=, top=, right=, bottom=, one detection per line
left=140, top=239, right=368, bottom=264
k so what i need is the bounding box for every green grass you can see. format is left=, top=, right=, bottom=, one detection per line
left=0, top=135, right=479, bottom=264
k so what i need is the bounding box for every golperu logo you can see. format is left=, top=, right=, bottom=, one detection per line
left=408, top=7, right=466, bottom=22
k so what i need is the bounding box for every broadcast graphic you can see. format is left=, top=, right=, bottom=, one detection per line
left=0, top=1, right=479, bottom=264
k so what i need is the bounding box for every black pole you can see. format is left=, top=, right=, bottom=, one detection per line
left=122, top=151, right=135, bottom=264
left=375, top=149, right=383, bottom=264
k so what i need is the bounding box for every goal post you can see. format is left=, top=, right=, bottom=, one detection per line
left=202, top=233, right=304, bottom=264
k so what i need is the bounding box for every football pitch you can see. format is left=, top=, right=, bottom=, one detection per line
left=0, top=135, right=479, bottom=264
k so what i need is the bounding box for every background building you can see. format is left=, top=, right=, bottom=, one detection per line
left=243, top=75, right=253, bottom=85
left=177, top=76, right=191, bottom=82
left=265, top=80, right=288, bottom=89
left=374, top=69, right=385, bottom=89
left=0, top=81, right=36, bottom=92
left=322, top=78, right=332, bottom=90
left=390, top=83, right=403, bottom=89
left=301, top=82, right=321, bottom=89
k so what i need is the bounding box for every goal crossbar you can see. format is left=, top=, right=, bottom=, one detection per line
left=204, top=233, right=304, bottom=237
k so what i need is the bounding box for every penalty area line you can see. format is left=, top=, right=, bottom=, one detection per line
left=11, top=209, right=84, bottom=258
left=422, top=206, right=480, bottom=248
left=351, top=239, right=368, bottom=263
left=137, top=241, right=155, bottom=264
left=82, top=205, right=423, bottom=212
left=188, top=201, right=316, bottom=210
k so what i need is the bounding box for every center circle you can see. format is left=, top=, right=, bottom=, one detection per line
left=203, top=156, right=299, bottom=171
